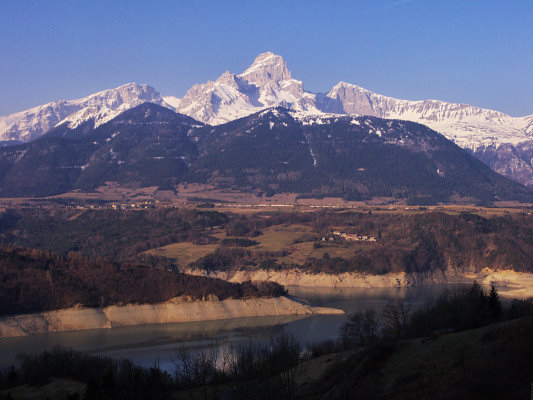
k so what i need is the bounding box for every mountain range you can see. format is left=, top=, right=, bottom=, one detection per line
left=0, top=52, right=532, bottom=188
left=0, top=102, right=530, bottom=205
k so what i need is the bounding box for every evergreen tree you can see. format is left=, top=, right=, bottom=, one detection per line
left=488, top=284, right=503, bottom=320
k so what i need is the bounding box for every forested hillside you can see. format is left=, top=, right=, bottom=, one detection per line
left=1, top=207, right=533, bottom=275
left=0, top=246, right=285, bottom=317
left=0, top=103, right=531, bottom=204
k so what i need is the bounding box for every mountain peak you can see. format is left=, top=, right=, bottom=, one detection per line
left=0, top=82, right=169, bottom=142
left=239, top=52, right=292, bottom=85
left=113, top=102, right=176, bottom=119
left=329, top=81, right=369, bottom=94
left=215, top=70, right=239, bottom=87
left=110, top=102, right=202, bottom=126
left=257, top=106, right=294, bottom=120
left=251, top=51, right=282, bottom=64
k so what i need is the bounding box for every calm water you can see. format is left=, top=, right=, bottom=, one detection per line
left=0, top=285, right=460, bottom=371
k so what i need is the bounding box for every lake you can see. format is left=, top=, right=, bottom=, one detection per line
left=0, top=284, right=461, bottom=372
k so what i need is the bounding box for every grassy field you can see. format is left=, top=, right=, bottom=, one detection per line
left=143, top=224, right=317, bottom=265
left=143, top=223, right=380, bottom=267
left=144, top=242, right=220, bottom=265
left=279, top=241, right=364, bottom=264
left=252, top=224, right=314, bottom=250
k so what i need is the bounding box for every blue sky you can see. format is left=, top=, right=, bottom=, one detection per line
left=1, top=0, right=532, bottom=116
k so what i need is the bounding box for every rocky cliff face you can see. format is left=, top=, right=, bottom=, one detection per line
left=323, top=82, right=533, bottom=152
left=474, top=141, right=533, bottom=187
left=239, top=52, right=292, bottom=86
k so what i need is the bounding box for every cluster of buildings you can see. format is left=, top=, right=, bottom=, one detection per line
left=110, top=200, right=158, bottom=210
left=331, top=231, right=377, bottom=242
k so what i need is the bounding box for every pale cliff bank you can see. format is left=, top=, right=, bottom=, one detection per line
left=184, top=268, right=533, bottom=299
left=184, top=268, right=430, bottom=289
left=0, top=296, right=343, bottom=339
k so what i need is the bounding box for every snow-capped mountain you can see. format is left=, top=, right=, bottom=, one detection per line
left=173, top=53, right=533, bottom=152
left=175, top=52, right=320, bottom=124
left=171, top=52, right=533, bottom=185
left=1, top=52, right=532, bottom=185
left=0, top=83, right=172, bottom=143
left=326, top=87, right=533, bottom=186
left=3, top=52, right=532, bottom=149
left=323, top=81, right=533, bottom=151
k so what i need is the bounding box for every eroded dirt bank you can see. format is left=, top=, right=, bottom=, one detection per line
left=0, top=296, right=343, bottom=338
left=184, top=268, right=533, bottom=299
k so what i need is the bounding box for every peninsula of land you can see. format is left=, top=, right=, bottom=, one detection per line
left=0, top=296, right=343, bottom=338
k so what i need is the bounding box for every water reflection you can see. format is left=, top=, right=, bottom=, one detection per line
left=0, top=314, right=308, bottom=371
left=287, top=285, right=455, bottom=314
left=0, top=284, right=463, bottom=371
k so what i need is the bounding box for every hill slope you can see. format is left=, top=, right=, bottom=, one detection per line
left=0, top=103, right=202, bottom=196
left=0, top=103, right=530, bottom=204
left=189, top=107, right=532, bottom=204
left=300, top=317, right=533, bottom=400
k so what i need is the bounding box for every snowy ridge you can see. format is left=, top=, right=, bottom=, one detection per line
left=0, top=83, right=172, bottom=142
left=162, top=95, right=181, bottom=109
left=171, top=53, right=533, bottom=153
left=325, top=82, right=533, bottom=150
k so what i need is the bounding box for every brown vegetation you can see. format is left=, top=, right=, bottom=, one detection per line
left=2, top=207, right=533, bottom=276
left=0, top=246, right=286, bottom=317
left=189, top=210, right=533, bottom=275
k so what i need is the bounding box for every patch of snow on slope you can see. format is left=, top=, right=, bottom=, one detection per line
left=162, top=96, right=180, bottom=110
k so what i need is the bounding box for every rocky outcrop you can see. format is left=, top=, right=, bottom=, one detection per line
left=0, top=296, right=343, bottom=338
left=239, top=52, right=292, bottom=86
left=474, top=141, right=533, bottom=186
left=323, top=81, right=533, bottom=152
left=175, top=52, right=319, bottom=125
left=460, top=268, right=533, bottom=299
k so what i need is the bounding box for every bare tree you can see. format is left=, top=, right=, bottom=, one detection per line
left=226, top=339, right=266, bottom=380
left=382, top=300, right=410, bottom=339
left=340, top=309, right=380, bottom=348
left=171, top=343, right=219, bottom=388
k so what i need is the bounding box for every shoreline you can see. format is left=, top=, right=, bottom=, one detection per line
left=184, top=268, right=533, bottom=299
left=4, top=267, right=531, bottom=339
left=0, top=295, right=343, bottom=339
